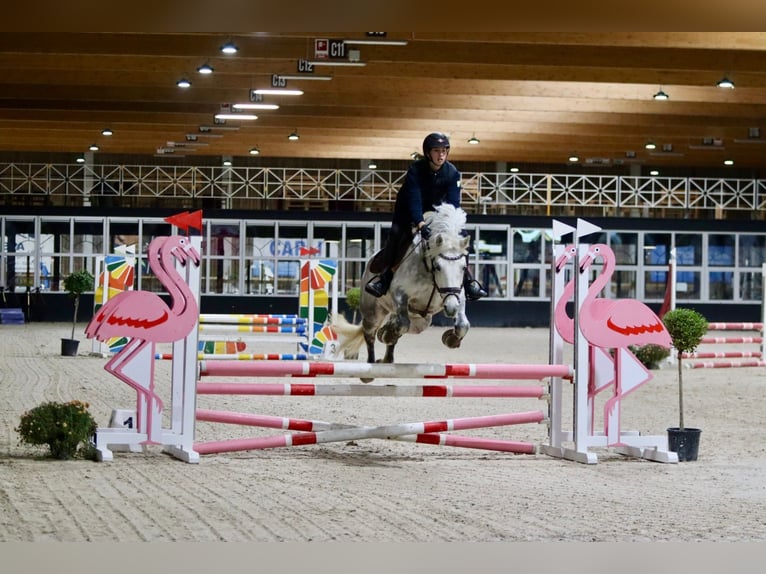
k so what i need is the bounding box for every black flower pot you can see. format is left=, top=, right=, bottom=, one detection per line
left=61, top=338, right=80, bottom=356
left=667, top=427, right=701, bottom=462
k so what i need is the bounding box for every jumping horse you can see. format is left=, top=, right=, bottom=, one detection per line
left=333, top=203, right=471, bottom=373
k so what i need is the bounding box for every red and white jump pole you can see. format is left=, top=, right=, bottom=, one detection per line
left=198, top=360, right=572, bottom=380
left=194, top=410, right=545, bottom=455
left=196, top=382, right=547, bottom=398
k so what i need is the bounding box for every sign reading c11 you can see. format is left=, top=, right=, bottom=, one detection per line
left=314, top=38, right=345, bottom=60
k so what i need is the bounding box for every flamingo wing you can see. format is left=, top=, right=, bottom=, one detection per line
left=582, top=299, right=671, bottom=348
left=86, top=291, right=170, bottom=341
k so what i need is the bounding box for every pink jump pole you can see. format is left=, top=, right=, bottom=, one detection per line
left=195, top=409, right=537, bottom=454
left=198, top=360, right=573, bottom=380
left=193, top=410, right=546, bottom=455
left=706, top=322, right=763, bottom=331
left=196, top=382, right=547, bottom=398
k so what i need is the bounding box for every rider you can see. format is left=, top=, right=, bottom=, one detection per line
left=365, top=132, right=488, bottom=300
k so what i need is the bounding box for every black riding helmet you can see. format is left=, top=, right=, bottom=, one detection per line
left=422, top=132, right=450, bottom=156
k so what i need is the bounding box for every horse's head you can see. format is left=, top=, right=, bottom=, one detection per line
left=421, top=205, right=470, bottom=316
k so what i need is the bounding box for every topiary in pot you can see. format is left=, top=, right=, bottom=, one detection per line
left=345, top=287, right=361, bottom=323
left=62, top=269, right=95, bottom=355
left=662, top=307, right=708, bottom=461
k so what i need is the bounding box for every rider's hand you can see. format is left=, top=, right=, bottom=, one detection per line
left=419, top=224, right=432, bottom=241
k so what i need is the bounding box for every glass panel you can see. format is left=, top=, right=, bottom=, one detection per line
left=709, top=271, right=733, bottom=300
left=738, top=235, right=766, bottom=267
left=675, top=234, right=702, bottom=266
left=609, top=232, right=638, bottom=265
left=644, top=270, right=668, bottom=299
left=512, top=267, right=538, bottom=297
left=739, top=270, right=763, bottom=301
left=275, top=223, right=309, bottom=295
left=73, top=220, right=104, bottom=254
left=708, top=234, right=735, bottom=266
left=675, top=270, right=700, bottom=300
left=4, top=219, right=36, bottom=292
left=611, top=270, right=636, bottom=299
left=512, top=230, right=542, bottom=263
left=245, top=222, right=276, bottom=295
left=643, top=233, right=671, bottom=265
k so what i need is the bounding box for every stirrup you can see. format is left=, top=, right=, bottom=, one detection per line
left=365, top=277, right=388, bottom=298
left=464, top=279, right=488, bottom=301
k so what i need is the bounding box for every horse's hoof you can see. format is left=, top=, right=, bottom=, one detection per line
left=442, top=330, right=463, bottom=349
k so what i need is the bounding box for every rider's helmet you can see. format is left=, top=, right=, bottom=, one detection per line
left=422, top=132, right=450, bottom=156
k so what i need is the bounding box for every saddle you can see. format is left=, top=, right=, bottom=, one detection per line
left=368, top=232, right=416, bottom=274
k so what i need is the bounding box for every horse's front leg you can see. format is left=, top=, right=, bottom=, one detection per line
left=442, top=300, right=470, bottom=349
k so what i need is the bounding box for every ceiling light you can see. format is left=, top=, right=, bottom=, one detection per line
left=177, top=78, right=192, bottom=88
left=89, top=144, right=99, bottom=151
left=288, top=130, right=300, bottom=141
left=305, top=60, right=366, bottom=67
left=343, top=38, right=408, bottom=46
left=253, top=88, right=304, bottom=96
left=75, top=156, right=85, bottom=163
left=277, top=74, right=333, bottom=81
left=467, top=135, right=480, bottom=145
left=215, top=113, right=258, bottom=120
left=717, top=76, right=735, bottom=89
left=222, top=159, right=232, bottom=167
left=249, top=147, right=260, bottom=155
left=197, top=63, right=214, bottom=74
left=645, top=141, right=657, bottom=150
left=509, top=167, right=519, bottom=173
left=101, top=128, right=113, bottom=136
left=724, top=159, right=734, bottom=166
left=368, top=160, right=377, bottom=169
left=653, top=89, right=669, bottom=100
left=650, top=170, right=659, bottom=176
left=220, top=41, right=238, bottom=54
left=233, top=103, right=280, bottom=110
left=568, top=154, right=579, bottom=162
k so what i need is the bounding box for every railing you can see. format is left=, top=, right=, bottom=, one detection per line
left=1, top=163, right=765, bottom=215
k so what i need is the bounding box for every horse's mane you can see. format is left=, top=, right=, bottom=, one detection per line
left=422, top=203, right=468, bottom=254
left=425, top=203, right=466, bottom=237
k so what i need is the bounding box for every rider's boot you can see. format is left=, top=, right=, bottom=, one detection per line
left=365, top=267, right=393, bottom=298
left=463, top=268, right=488, bottom=301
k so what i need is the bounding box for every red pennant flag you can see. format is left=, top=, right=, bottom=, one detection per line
left=164, top=210, right=203, bottom=233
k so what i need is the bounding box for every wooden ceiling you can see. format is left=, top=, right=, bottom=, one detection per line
left=2, top=32, right=766, bottom=171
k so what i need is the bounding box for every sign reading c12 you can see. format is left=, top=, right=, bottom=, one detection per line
left=314, top=38, right=345, bottom=60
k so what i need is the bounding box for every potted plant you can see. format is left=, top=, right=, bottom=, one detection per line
left=61, top=268, right=94, bottom=356
left=662, top=307, right=708, bottom=461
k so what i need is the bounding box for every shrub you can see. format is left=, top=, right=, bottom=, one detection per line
left=346, top=287, right=361, bottom=323
left=630, top=343, right=671, bottom=369
left=16, top=400, right=97, bottom=460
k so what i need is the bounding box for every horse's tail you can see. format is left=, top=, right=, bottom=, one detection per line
left=330, top=313, right=365, bottom=360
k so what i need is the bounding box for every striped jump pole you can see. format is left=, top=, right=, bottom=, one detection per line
left=199, top=313, right=306, bottom=325
left=686, top=359, right=766, bottom=369
left=196, top=382, right=547, bottom=398
left=157, top=352, right=309, bottom=361
left=682, top=350, right=762, bottom=359
left=700, top=336, right=762, bottom=345
left=194, top=410, right=546, bottom=455
left=195, top=409, right=539, bottom=454
left=199, top=324, right=307, bottom=334
left=198, top=360, right=573, bottom=380
left=706, top=322, right=763, bottom=331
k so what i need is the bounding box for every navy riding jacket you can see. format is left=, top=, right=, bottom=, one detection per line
left=392, top=158, right=461, bottom=228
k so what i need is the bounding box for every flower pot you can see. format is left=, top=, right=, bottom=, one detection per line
left=667, top=427, right=701, bottom=462
left=61, top=338, right=79, bottom=356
